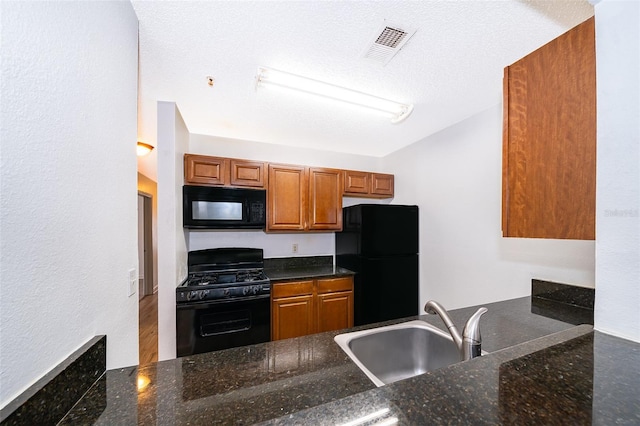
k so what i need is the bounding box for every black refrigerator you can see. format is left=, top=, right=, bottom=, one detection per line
left=335, top=204, right=419, bottom=326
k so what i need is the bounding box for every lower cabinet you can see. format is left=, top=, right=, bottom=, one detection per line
left=271, top=276, right=354, bottom=341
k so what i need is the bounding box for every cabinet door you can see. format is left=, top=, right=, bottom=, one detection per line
left=370, top=173, right=394, bottom=197
left=230, top=160, right=267, bottom=188
left=343, top=170, right=370, bottom=195
left=184, top=154, right=229, bottom=186
left=267, top=164, right=307, bottom=231
left=316, top=291, right=353, bottom=333
left=502, top=17, right=595, bottom=240
left=316, top=277, right=354, bottom=333
left=271, top=295, right=315, bottom=340
left=308, top=167, right=343, bottom=231
left=343, top=170, right=394, bottom=198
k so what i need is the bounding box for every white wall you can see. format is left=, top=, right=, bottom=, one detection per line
left=384, top=105, right=596, bottom=311
left=0, top=1, right=139, bottom=409
left=157, top=102, right=189, bottom=361
left=186, top=134, right=387, bottom=257
left=189, top=133, right=385, bottom=170
left=188, top=231, right=335, bottom=258
left=593, top=0, right=640, bottom=343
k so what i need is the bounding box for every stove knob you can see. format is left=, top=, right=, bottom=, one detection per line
left=223, top=288, right=230, bottom=297
left=198, top=290, right=206, bottom=300
left=242, top=287, right=250, bottom=296
left=252, top=286, right=259, bottom=295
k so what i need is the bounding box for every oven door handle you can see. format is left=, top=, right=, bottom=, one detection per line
left=200, top=316, right=251, bottom=337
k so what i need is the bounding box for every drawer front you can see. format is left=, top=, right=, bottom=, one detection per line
left=316, top=277, right=353, bottom=294
left=271, top=280, right=314, bottom=298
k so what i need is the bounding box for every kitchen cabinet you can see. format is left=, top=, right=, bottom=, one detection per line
left=267, top=164, right=307, bottom=231
left=267, top=164, right=343, bottom=232
left=271, top=280, right=315, bottom=341
left=185, top=154, right=267, bottom=188
left=502, top=17, right=595, bottom=240
left=184, top=154, right=228, bottom=186
left=371, top=173, right=394, bottom=197
left=308, top=167, right=343, bottom=230
left=184, top=154, right=394, bottom=231
left=343, top=170, right=394, bottom=198
left=230, top=159, right=267, bottom=188
left=315, top=277, right=354, bottom=333
left=271, top=276, right=353, bottom=340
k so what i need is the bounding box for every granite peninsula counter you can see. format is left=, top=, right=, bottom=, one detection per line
left=58, top=297, right=640, bottom=425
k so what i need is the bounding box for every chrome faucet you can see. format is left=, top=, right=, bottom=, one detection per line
left=424, top=300, right=488, bottom=361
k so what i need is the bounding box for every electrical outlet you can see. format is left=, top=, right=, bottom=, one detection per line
left=128, top=268, right=137, bottom=297
left=292, top=243, right=299, bottom=254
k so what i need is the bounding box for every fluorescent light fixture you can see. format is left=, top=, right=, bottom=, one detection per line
left=137, top=141, right=154, bottom=157
left=255, top=67, right=413, bottom=124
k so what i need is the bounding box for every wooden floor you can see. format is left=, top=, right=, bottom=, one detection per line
left=139, top=292, right=158, bottom=366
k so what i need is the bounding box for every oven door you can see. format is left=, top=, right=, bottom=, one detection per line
left=176, top=295, right=270, bottom=357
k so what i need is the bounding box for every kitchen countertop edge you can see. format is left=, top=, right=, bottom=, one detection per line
left=59, top=296, right=640, bottom=425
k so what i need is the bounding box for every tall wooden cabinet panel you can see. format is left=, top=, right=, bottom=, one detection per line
left=267, top=164, right=307, bottom=231
left=502, top=17, right=596, bottom=240
left=230, top=160, right=266, bottom=188
left=308, top=167, right=343, bottom=231
left=184, top=154, right=228, bottom=186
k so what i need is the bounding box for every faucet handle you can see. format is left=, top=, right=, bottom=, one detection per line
left=462, top=307, right=488, bottom=359
left=462, top=307, right=488, bottom=343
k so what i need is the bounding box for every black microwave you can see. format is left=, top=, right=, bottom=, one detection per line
left=183, top=185, right=266, bottom=229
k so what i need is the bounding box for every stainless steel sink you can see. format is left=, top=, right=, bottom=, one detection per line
left=334, top=320, right=465, bottom=387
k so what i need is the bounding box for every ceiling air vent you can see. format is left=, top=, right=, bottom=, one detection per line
left=362, top=22, right=417, bottom=65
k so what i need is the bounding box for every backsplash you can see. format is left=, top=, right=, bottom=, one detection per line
left=188, top=230, right=335, bottom=258
left=531, top=279, right=594, bottom=325
left=264, top=255, right=333, bottom=271
left=0, top=335, right=106, bottom=425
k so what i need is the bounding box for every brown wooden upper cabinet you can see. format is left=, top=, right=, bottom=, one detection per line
left=267, top=164, right=343, bottom=232
left=502, top=17, right=596, bottom=240
left=308, top=167, right=343, bottom=230
left=185, top=154, right=267, bottom=189
left=343, top=170, right=394, bottom=198
left=267, top=164, right=307, bottom=231
left=230, top=159, right=267, bottom=188
left=185, top=154, right=228, bottom=186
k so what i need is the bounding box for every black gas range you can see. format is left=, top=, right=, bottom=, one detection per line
left=176, top=248, right=270, bottom=303
left=176, top=248, right=271, bottom=357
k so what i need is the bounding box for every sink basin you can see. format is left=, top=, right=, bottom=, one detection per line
left=334, top=320, right=463, bottom=386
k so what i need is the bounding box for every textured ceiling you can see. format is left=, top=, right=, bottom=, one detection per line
left=132, top=0, right=593, bottom=157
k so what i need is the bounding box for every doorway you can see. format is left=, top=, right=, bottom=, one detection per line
left=138, top=192, right=158, bottom=365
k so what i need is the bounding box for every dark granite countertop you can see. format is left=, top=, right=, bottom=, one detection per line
left=265, top=265, right=354, bottom=281
left=263, top=255, right=354, bottom=281
left=59, top=297, right=640, bottom=425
